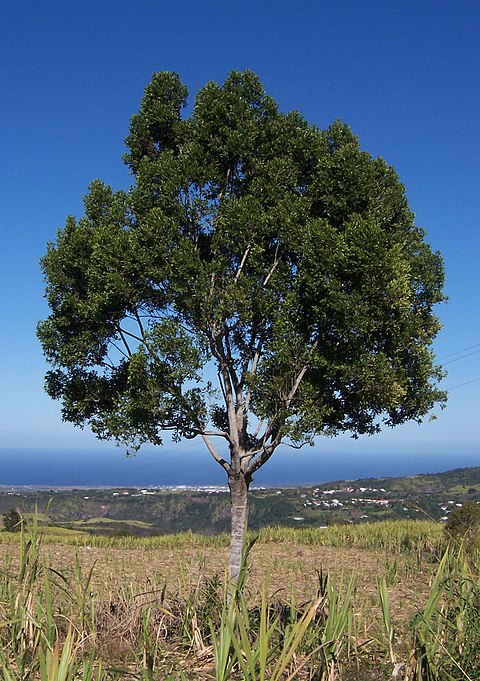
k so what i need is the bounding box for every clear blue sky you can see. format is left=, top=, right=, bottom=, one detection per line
left=1, top=1, right=479, bottom=485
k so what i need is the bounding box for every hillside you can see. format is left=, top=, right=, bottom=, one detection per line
left=1, top=465, right=479, bottom=536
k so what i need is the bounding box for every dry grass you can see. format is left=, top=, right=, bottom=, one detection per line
left=0, top=522, right=462, bottom=680
left=0, top=534, right=435, bottom=632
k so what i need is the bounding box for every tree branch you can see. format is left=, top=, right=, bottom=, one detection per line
left=257, top=411, right=283, bottom=447
left=262, top=242, right=281, bottom=287
left=283, top=440, right=311, bottom=450
left=188, top=427, right=233, bottom=445
left=201, top=434, right=231, bottom=473
left=223, top=328, right=240, bottom=393
left=247, top=439, right=280, bottom=475
left=100, top=358, right=115, bottom=369
left=244, top=331, right=265, bottom=414
left=217, top=368, right=228, bottom=404
left=251, top=419, right=264, bottom=440
left=201, top=430, right=231, bottom=439
left=118, top=326, right=146, bottom=346
left=234, top=243, right=252, bottom=283
left=285, top=338, right=319, bottom=408
left=113, top=331, right=132, bottom=358
left=133, top=309, right=146, bottom=338
left=246, top=338, right=320, bottom=476
left=209, top=333, right=239, bottom=453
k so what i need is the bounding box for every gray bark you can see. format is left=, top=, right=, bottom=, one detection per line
left=228, top=471, right=250, bottom=584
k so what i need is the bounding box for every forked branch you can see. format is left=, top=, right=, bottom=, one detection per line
left=201, top=434, right=231, bottom=473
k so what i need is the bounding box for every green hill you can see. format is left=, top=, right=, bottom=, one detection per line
left=1, top=466, right=478, bottom=535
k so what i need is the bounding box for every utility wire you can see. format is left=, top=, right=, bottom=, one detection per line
left=445, top=377, right=480, bottom=391
left=442, top=349, right=480, bottom=366
left=437, top=342, right=480, bottom=361
left=50, top=445, right=207, bottom=488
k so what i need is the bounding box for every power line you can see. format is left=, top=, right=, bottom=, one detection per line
left=442, top=349, right=480, bottom=366
left=438, top=342, right=480, bottom=361
left=52, top=445, right=208, bottom=488
left=446, top=377, right=480, bottom=391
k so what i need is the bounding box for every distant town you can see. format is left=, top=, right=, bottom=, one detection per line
left=0, top=466, right=478, bottom=536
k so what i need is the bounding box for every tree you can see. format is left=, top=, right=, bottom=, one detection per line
left=38, top=71, right=446, bottom=581
left=445, top=501, right=480, bottom=545
left=3, top=508, right=23, bottom=533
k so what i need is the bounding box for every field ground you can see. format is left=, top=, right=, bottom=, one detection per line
left=0, top=521, right=477, bottom=679
left=0, top=527, right=438, bottom=677
left=1, top=471, right=478, bottom=677
left=0, top=538, right=434, bottom=620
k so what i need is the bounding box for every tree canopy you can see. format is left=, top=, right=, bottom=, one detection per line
left=38, top=70, right=446, bottom=578
left=3, top=509, right=23, bottom=533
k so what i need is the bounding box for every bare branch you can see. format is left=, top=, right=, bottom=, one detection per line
left=283, top=440, right=310, bottom=450
left=247, top=441, right=279, bottom=475
left=250, top=340, right=263, bottom=376
left=239, top=451, right=254, bottom=461
left=246, top=338, right=320, bottom=475
left=201, top=434, right=231, bottom=473
left=118, top=326, right=146, bottom=346
left=234, top=243, right=252, bottom=283
left=133, top=309, right=146, bottom=338
left=187, top=427, right=233, bottom=445
left=208, top=333, right=239, bottom=450
left=244, top=333, right=264, bottom=413
left=201, top=430, right=231, bottom=439
left=256, top=411, right=283, bottom=447
left=209, top=272, right=216, bottom=300
left=285, top=338, right=320, bottom=408
left=252, top=419, right=265, bottom=440
left=112, top=331, right=132, bottom=359
left=263, top=242, right=281, bottom=287
left=217, top=368, right=228, bottom=403
left=223, top=329, right=240, bottom=393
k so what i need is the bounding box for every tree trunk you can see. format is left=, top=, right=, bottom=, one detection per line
left=228, top=471, right=250, bottom=584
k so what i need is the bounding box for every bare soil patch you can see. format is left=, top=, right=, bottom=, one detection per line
left=0, top=539, right=434, bottom=626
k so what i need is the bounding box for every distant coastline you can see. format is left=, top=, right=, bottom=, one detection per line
left=1, top=464, right=479, bottom=494
left=0, top=447, right=478, bottom=488
left=1, top=466, right=478, bottom=534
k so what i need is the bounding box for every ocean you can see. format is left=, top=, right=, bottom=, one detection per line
left=0, top=447, right=478, bottom=488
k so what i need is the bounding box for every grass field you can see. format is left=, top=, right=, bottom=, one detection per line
left=0, top=520, right=477, bottom=680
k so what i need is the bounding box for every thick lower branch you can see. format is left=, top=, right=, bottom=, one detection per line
left=247, top=441, right=279, bottom=476
left=201, top=434, right=231, bottom=474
